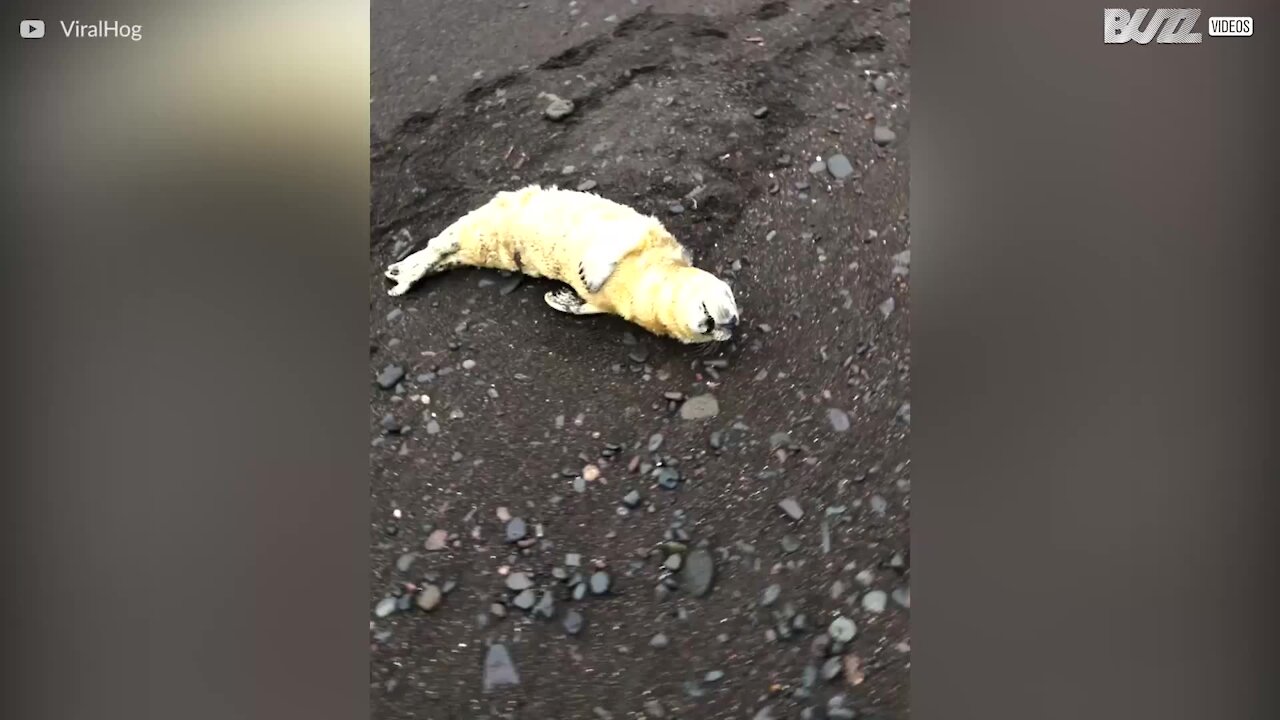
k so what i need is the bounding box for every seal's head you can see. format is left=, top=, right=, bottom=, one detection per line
left=670, top=268, right=740, bottom=344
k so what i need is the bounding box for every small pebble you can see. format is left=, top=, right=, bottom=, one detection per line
left=826, top=154, right=855, bottom=179
left=828, top=616, right=857, bottom=643
left=376, top=365, right=405, bottom=389
left=512, top=589, right=536, bottom=610
left=778, top=498, right=804, bottom=521
left=827, top=408, right=851, bottom=432
left=752, top=106, right=769, bottom=118
left=761, top=584, right=782, bottom=607
left=424, top=529, right=449, bottom=551
left=416, top=584, right=442, bottom=611
left=589, top=571, right=612, bottom=595
left=482, top=643, right=521, bottom=690
left=874, top=125, right=897, bottom=145
left=622, top=490, right=643, bottom=508
left=862, top=590, right=888, bottom=613
left=664, top=554, right=682, bottom=572
left=704, top=670, right=725, bottom=683
left=679, top=548, right=716, bottom=597
left=374, top=597, right=397, bottom=618
left=563, top=610, right=585, bottom=635
left=680, top=394, right=720, bottom=420
left=506, top=572, right=533, bottom=591
left=506, top=518, right=528, bottom=542
left=650, top=633, right=670, bottom=648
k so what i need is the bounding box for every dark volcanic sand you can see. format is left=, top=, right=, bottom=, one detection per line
left=370, top=1, right=911, bottom=717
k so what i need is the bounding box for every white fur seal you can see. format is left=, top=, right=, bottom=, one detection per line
left=384, top=185, right=740, bottom=344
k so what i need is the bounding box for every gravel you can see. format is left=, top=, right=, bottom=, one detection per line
left=679, top=394, right=720, bottom=420
left=416, top=584, right=443, bottom=611
left=589, top=571, right=612, bottom=595
left=376, top=364, right=405, bottom=389
left=543, top=95, right=575, bottom=120
left=874, top=125, right=897, bottom=145
left=483, top=644, right=521, bottom=690
left=563, top=609, right=585, bottom=635
left=826, top=154, right=855, bottom=179
left=827, top=408, right=852, bottom=432
left=505, top=517, right=528, bottom=542
left=828, top=616, right=857, bottom=643
left=506, top=572, right=533, bottom=591
left=679, top=548, right=716, bottom=597
left=374, top=597, right=397, bottom=618
left=778, top=498, right=804, bottom=521
left=862, top=590, right=888, bottom=613
left=512, top=589, right=536, bottom=610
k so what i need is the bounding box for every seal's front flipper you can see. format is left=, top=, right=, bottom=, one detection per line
left=545, top=288, right=604, bottom=315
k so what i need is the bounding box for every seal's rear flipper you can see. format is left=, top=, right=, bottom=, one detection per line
left=385, top=229, right=463, bottom=296
left=545, top=288, right=604, bottom=316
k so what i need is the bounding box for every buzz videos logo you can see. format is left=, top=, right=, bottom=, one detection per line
left=1105, top=9, right=1203, bottom=43
left=1105, top=9, right=1254, bottom=44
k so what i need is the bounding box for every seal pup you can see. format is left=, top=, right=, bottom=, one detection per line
left=384, top=185, right=739, bottom=344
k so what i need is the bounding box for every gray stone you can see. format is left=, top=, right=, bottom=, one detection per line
left=828, top=616, right=857, bottom=643
left=376, top=365, right=404, bottom=389
left=563, top=609, right=585, bottom=635
left=761, top=584, right=782, bottom=607
left=679, top=548, right=716, bottom=597
left=809, top=160, right=828, bottom=175
left=643, top=699, right=667, bottom=717
left=874, top=125, right=897, bottom=145
left=649, top=632, right=670, bottom=648
left=506, top=572, right=533, bottom=591
left=862, top=590, right=888, bottom=613
left=878, top=297, right=896, bottom=318
left=506, top=517, right=528, bottom=542
left=680, top=394, right=720, bottom=419
left=374, top=597, right=397, bottom=618
left=826, top=154, right=855, bottom=179
left=778, top=498, right=804, bottom=521
left=416, top=584, right=443, bottom=611
left=544, top=96, right=575, bottom=121
left=512, top=589, right=536, bottom=610
left=482, top=643, right=521, bottom=691
left=589, top=571, right=612, bottom=595
left=827, top=408, right=851, bottom=432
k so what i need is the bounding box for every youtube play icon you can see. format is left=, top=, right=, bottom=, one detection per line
left=21, top=19, right=46, bottom=38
